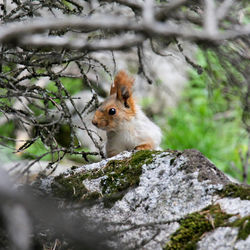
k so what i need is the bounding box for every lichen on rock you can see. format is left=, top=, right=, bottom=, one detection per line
left=37, top=149, right=250, bottom=249
left=164, top=204, right=232, bottom=249
left=51, top=150, right=160, bottom=205
left=217, top=183, right=250, bottom=200
left=196, top=215, right=250, bottom=250
left=51, top=172, right=89, bottom=201
left=231, top=216, right=250, bottom=240
left=100, top=150, right=159, bottom=206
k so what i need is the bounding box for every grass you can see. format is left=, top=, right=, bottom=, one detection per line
left=160, top=50, right=249, bottom=183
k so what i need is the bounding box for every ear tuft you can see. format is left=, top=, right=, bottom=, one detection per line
left=114, top=71, right=134, bottom=90
left=110, top=71, right=134, bottom=96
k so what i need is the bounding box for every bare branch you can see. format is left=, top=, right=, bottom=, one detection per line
left=142, top=0, right=154, bottom=25
left=216, top=0, right=234, bottom=21
left=0, top=13, right=249, bottom=51
left=21, top=34, right=145, bottom=51
left=155, top=0, right=187, bottom=21
left=101, top=0, right=142, bottom=12
left=204, top=0, right=218, bottom=36
left=0, top=16, right=138, bottom=43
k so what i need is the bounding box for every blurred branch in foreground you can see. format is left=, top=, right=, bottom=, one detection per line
left=0, top=0, right=249, bottom=49
left=0, top=167, right=111, bottom=249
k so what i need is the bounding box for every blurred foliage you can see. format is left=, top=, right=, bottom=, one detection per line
left=0, top=121, right=15, bottom=139
left=161, top=50, right=249, bottom=183
left=0, top=77, right=87, bottom=163
left=21, top=139, right=54, bottom=162
left=22, top=77, right=89, bottom=163
left=46, top=78, right=84, bottom=96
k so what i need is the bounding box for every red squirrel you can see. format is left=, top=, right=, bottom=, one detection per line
left=92, top=71, right=162, bottom=158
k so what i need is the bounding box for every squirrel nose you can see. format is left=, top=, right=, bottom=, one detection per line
left=92, top=120, right=98, bottom=127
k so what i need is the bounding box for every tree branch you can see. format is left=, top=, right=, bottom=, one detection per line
left=0, top=15, right=249, bottom=50
left=20, top=34, right=145, bottom=51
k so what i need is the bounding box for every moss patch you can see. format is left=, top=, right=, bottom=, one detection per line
left=230, top=216, right=250, bottom=240
left=51, top=150, right=158, bottom=204
left=164, top=204, right=232, bottom=250
left=217, top=183, right=250, bottom=200
left=51, top=173, right=89, bottom=201
left=101, top=150, right=158, bottom=207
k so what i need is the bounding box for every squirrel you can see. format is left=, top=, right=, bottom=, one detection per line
left=92, top=71, right=162, bottom=158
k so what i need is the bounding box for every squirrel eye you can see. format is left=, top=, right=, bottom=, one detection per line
left=108, top=108, right=116, bottom=115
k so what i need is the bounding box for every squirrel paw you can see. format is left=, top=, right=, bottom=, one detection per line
left=135, top=143, right=153, bottom=151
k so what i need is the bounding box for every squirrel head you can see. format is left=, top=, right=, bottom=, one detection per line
left=92, top=71, right=136, bottom=131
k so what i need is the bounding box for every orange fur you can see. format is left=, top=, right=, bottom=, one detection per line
left=110, top=71, right=133, bottom=95
left=113, top=71, right=134, bottom=94
left=135, top=143, right=154, bottom=150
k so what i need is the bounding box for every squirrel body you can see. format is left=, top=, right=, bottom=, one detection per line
left=106, top=104, right=162, bottom=157
left=92, top=71, right=162, bottom=158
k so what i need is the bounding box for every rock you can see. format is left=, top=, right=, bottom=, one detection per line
left=197, top=227, right=239, bottom=250
left=37, top=149, right=250, bottom=250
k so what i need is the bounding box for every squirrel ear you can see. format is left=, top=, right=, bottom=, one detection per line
left=120, top=86, right=130, bottom=108
left=112, top=71, right=134, bottom=107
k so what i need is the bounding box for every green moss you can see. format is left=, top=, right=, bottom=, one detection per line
left=85, top=191, right=102, bottom=200
left=166, top=203, right=249, bottom=249
left=51, top=169, right=105, bottom=202
left=51, top=150, right=158, bottom=204
left=237, top=218, right=250, bottom=240
left=51, top=170, right=100, bottom=201
left=230, top=216, right=250, bottom=240
left=165, top=204, right=232, bottom=250
left=130, top=150, right=158, bottom=166
left=51, top=173, right=89, bottom=201
left=217, top=183, right=250, bottom=200
left=101, top=150, right=158, bottom=207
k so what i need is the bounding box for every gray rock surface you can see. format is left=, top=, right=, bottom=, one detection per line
left=217, top=197, right=250, bottom=217
left=197, top=227, right=250, bottom=250
left=197, top=227, right=239, bottom=250
left=38, top=149, right=250, bottom=249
